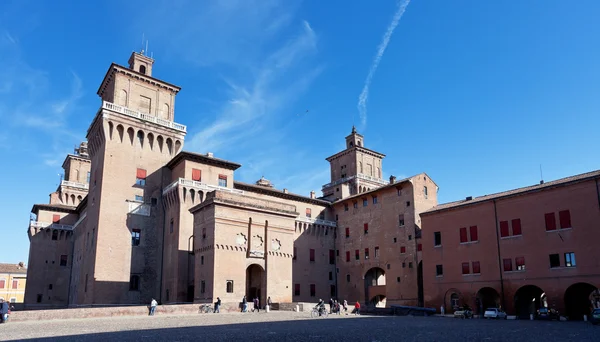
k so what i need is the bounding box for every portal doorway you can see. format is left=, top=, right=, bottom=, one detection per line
left=246, top=264, right=265, bottom=307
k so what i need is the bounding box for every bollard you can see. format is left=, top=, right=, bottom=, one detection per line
left=530, top=314, right=534, bottom=321
left=584, top=315, right=587, bottom=322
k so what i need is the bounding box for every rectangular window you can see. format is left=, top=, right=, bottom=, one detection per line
left=202, top=228, right=207, bottom=239
left=135, top=195, right=143, bottom=202
left=294, top=284, right=300, bottom=296
left=60, top=254, right=68, bottom=266
left=516, top=256, right=525, bottom=271
left=364, top=223, right=368, bottom=235
left=200, top=281, right=206, bottom=294
left=86, top=171, right=91, bottom=183
left=500, top=221, right=509, bottom=237
left=472, top=261, right=481, bottom=274
left=559, top=210, right=571, bottom=229
left=511, top=219, right=522, bottom=235
left=565, top=252, right=576, bottom=267
left=132, top=229, right=141, bottom=246
left=462, top=262, right=470, bottom=275
left=329, top=250, right=335, bottom=265
left=329, top=272, right=333, bottom=281
left=424, top=186, right=428, bottom=198
left=363, top=199, right=368, bottom=207
left=417, top=243, right=422, bottom=251
left=346, top=274, right=351, bottom=282
left=545, top=213, right=556, bottom=231
left=372, top=196, right=378, bottom=204
left=52, top=214, right=61, bottom=223
left=0, top=279, right=4, bottom=289
left=345, top=227, right=350, bottom=238
left=226, top=280, right=234, bottom=293
left=549, top=253, right=560, bottom=268
left=135, top=168, right=147, bottom=186
left=12, top=280, right=18, bottom=289
left=310, top=284, right=316, bottom=297
left=306, top=208, right=312, bottom=218
left=346, top=251, right=350, bottom=262
left=170, top=219, right=175, bottom=234
left=191, top=168, right=201, bottom=181
left=469, top=226, right=478, bottom=241
left=293, top=247, right=297, bottom=260
left=365, top=248, right=369, bottom=260
left=201, top=256, right=204, bottom=265
left=355, top=249, right=359, bottom=260
left=309, top=249, right=315, bottom=262
left=52, top=230, right=58, bottom=240
left=459, top=227, right=468, bottom=243
left=434, top=232, right=442, bottom=246
left=436, top=265, right=443, bottom=276
left=330, top=285, right=336, bottom=297
left=374, top=246, right=380, bottom=258
left=344, top=204, right=348, bottom=211
left=503, top=258, right=513, bottom=272
left=406, top=201, right=411, bottom=207
left=218, top=174, right=227, bottom=187
left=353, top=201, right=358, bottom=209
left=37, top=294, right=42, bottom=303
left=398, top=214, right=405, bottom=227
left=400, top=246, right=406, bottom=254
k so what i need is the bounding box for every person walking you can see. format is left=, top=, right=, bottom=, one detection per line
left=253, top=297, right=260, bottom=313
left=0, top=299, right=8, bottom=323
left=242, top=295, right=248, bottom=312
left=149, top=298, right=158, bottom=316
left=329, top=298, right=334, bottom=314
left=267, top=296, right=272, bottom=312
left=214, top=297, right=221, bottom=313
left=353, top=301, right=361, bottom=315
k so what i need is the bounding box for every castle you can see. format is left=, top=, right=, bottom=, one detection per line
left=25, top=52, right=435, bottom=308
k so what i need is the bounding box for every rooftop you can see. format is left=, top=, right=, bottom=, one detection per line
left=166, top=151, right=242, bottom=171
left=422, top=169, right=600, bottom=215
left=0, top=262, right=27, bottom=274
left=234, top=181, right=331, bottom=206
left=31, top=203, right=77, bottom=215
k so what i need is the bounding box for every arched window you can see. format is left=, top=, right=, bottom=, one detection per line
left=139, top=65, right=146, bottom=75
left=137, top=131, right=144, bottom=148
left=359, top=162, right=363, bottom=174
left=226, top=280, right=234, bottom=293
left=118, top=90, right=127, bottom=107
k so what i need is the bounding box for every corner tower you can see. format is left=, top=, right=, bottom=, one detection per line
left=75, top=50, right=186, bottom=305
left=322, top=127, right=388, bottom=201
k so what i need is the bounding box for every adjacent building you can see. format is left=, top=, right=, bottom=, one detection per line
left=0, top=262, right=27, bottom=303
left=420, top=171, right=600, bottom=320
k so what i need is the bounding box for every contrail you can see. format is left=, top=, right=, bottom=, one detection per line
left=357, top=0, right=411, bottom=127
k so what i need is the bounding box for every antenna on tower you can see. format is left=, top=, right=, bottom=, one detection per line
left=145, top=40, right=149, bottom=57
left=539, top=164, right=544, bottom=184
left=141, top=33, right=145, bottom=54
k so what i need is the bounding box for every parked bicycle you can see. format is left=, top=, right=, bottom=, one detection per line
left=199, top=304, right=213, bottom=314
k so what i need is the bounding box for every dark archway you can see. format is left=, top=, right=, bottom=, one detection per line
left=443, top=288, right=462, bottom=313
left=246, top=264, right=265, bottom=307
left=564, top=282, right=598, bottom=320
left=364, top=267, right=386, bottom=307
left=514, top=285, right=546, bottom=318
left=477, top=287, right=500, bottom=314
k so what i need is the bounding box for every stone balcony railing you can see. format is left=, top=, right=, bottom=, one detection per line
left=30, top=221, right=74, bottom=231
left=61, top=180, right=89, bottom=190
left=162, top=178, right=244, bottom=196
left=127, top=201, right=151, bottom=216
left=296, top=216, right=337, bottom=228
left=102, top=101, right=187, bottom=133
left=322, top=173, right=389, bottom=190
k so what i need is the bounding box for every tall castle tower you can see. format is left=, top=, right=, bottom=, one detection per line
left=322, top=126, right=388, bottom=201
left=72, top=51, right=186, bottom=304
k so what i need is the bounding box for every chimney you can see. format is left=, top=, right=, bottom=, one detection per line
left=465, top=196, right=473, bottom=201
left=207, top=152, right=214, bottom=158
left=540, top=180, right=544, bottom=184
left=310, top=190, right=316, bottom=199
left=283, top=188, right=289, bottom=194
left=389, top=175, right=396, bottom=184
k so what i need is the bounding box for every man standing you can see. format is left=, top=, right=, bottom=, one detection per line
left=214, top=297, right=221, bottom=313
left=149, top=298, right=158, bottom=316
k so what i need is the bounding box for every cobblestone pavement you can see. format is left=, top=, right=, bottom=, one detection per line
left=1, top=312, right=599, bottom=341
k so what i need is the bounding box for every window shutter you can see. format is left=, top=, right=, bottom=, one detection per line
left=459, top=227, right=468, bottom=243
left=516, top=256, right=525, bottom=268
left=469, top=226, right=478, bottom=241
left=309, top=249, right=315, bottom=261
left=500, top=221, right=509, bottom=237
left=346, top=251, right=350, bottom=262
left=136, top=168, right=147, bottom=179
left=558, top=210, right=571, bottom=229
left=192, top=168, right=201, bottom=181
left=472, top=261, right=481, bottom=274
left=345, top=227, right=350, bottom=237
left=417, top=243, right=422, bottom=251
left=400, top=246, right=406, bottom=253
left=511, top=219, right=522, bottom=235
left=462, top=262, right=470, bottom=274
left=218, top=174, right=227, bottom=180
left=364, top=223, right=368, bottom=233
left=52, top=215, right=61, bottom=223
left=503, top=258, right=512, bottom=271
left=544, top=213, right=556, bottom=231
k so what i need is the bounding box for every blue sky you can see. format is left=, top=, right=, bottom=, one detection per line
left=1, top=0, right=599, bottom=265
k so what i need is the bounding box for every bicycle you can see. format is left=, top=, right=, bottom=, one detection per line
left=311, top=306, right=328, bottom=318
left=199, top=304, right=213, bottom=313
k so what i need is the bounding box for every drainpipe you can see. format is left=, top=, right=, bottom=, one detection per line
left=595, top=178, right=600, bottom=210
left=493, top=200, right=506, bottom=311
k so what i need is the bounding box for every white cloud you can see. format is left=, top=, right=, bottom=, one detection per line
left=357, top=0, right=411, bottom=129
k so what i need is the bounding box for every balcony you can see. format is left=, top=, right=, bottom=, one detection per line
left=127, top=201, right=151, bottom=216
left=367, top=285, right=386, bottom=299
left=61, top=180, right=89, bottom=190
left=296, top=216, right=337, bottom=228
left=322, top=173, right=389, bottom=190
left=29, top=221, right=74, bottom=231
left=162, top=178, right=244, bottom=196
left=102, top=101, right=187, bottom=133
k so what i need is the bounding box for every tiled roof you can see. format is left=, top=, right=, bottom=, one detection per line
left=166, top=151, right=241, bottom=170
left=234, top=181, right=332, bottom=206
left=31, top=203, right=77, bottom=214
left=0, top=263, right=27, bottom=274
left=422, top=169, right=600, bottom=215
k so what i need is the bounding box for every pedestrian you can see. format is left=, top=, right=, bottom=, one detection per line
left=149, top=298, right=157, bottom=316
left=253, top=297, right=260, bottom=313
left=242, top=295, right=248, bottom=312
left=0, top=299, right=8, bottom=323
left=267, top=296, right=272, bottom=312
left=343, top=299, right=348, bottom=314
left=353, top=301, right=361, bottom=315
left=329, top=298, right=334, bottom=313
left=214, top=297, right=221, bottom=313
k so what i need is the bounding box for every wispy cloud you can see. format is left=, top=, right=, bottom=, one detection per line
left=357, top=0, right=411, bottom=128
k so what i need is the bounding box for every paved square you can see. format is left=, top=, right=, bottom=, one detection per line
left=1, top=312, right=599, bottom=341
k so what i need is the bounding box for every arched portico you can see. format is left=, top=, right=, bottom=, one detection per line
left=246, top=264, right=266, bottom=307
left=364, top=267, right=386, bottom=307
